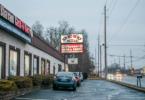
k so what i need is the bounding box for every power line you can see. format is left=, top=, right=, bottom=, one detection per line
left=105, top=0, right=108, bottom=6
left=109, top=54, right=140, bottom=58
left=108, top=0, right=118, bottom=16
left=108, top=0, right=114, bottom=9
left=109, top=54, right=145, bottom=67
left=109, top=0, right=141, bottom=42
left=125, top=56, right=145, bottom=64
left=108, top=44, right=145, bottom=47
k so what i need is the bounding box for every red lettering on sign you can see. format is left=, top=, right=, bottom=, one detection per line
left=25, top=25, right=30, bottom=35
left=21, top=21, right=25, bottom=32
left=73, top=34, right=77, bottom=38
left=15, top=17, right=21, bottom=29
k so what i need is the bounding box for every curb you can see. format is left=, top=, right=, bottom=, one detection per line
left=108, top=80, right=145, bottom=93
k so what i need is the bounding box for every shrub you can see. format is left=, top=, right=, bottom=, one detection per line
left=8, top=76, right=33, bottom=89
left=30, top=74, right=53, bottom=87
left=41, top=75, right=53, bottom=87
left=30, top=74, right=43, bottom=87
left=0, top=80, right=17, bottom=92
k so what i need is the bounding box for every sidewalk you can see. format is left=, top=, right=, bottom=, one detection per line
left=121, top=76, right=145, bottom=88
left=108, top=79, right=145, bottom=93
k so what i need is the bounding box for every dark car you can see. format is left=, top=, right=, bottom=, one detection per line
left=73, top=72, right=81, bottom=86
left=53, top=72, right=77, bottom=91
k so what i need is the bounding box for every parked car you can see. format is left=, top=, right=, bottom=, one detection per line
left=79, top=72, right=84, bottom=81
left=53, top=72, right=77, bottom=91
left=73, top=72, right=81, bottom=86
left=83, top=72, right=88, bottom=79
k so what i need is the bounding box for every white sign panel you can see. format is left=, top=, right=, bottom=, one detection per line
left=61, top=44, right=83, bottom=54
left=61, top=34, right=83, bottom=43
left=68, top=58, right=78, bottom=64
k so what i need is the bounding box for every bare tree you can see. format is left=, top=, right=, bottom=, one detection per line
left=31, top=20, right=95, bottom=73
left=32, top=21, right=44, bottom=37
left=58, top=21, right=69, bottom=35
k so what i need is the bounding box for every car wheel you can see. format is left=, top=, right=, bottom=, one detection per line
left=79, top=83, right=81, bottom=86
left=77, top=82, right=81, bottom=87
left=72, top=84, right=76, bottom=91
left=72, top=86, right=76, bottom=91
left=53, top=84, right=57, bottom=90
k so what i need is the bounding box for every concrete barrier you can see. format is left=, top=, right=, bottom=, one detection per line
left=108, top=80, right=145, bottom=93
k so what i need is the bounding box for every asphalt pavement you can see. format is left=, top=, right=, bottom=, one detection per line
left=14, top=80, right=145, bottom=100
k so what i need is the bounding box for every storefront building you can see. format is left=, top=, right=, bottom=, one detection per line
left=0, top=4, right=64, bottom=79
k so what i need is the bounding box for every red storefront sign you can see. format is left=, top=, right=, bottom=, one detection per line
left=61, top=44, right=83, bottom=54
left=0, top=4, right=32, bottom=37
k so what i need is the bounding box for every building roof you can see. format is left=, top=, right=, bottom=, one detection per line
left=32, top=33, right=64, bottom=62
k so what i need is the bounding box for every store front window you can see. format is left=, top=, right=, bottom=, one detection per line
left=45, top=60, right=50, bottom=75
left=53, top=66, right=55, bottom=75
left=33, top=56, right=39, bottom=75
left=24, top=53, right=31, bottom=76
left=9, top=49, right=18, bottom=76
left=58, top=64, right=62, bottom=72
left=41, top=59, right=45, bottom=75
left=0, top=43, right=5, bottom=79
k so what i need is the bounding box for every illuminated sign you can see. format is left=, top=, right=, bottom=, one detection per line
left=68, top=58, right=78, bottom=64
left=0, top=4, right=33, bottom=37
left=61, top=34, right=83, bottom=43
left=61, top=44, right=83, bottom=53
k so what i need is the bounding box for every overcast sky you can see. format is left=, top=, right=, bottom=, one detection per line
left=0, top=0, right=145, bottom=69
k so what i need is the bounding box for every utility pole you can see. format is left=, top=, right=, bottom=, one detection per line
left=98, top=35, right=100, bottom=77
left=118, top=56, right=120, bottom=67
left=64, top=54, right=66, bottom=71
left=95, top=48, right=97, bottom=74
left=104, top=5, right=108, bottom=79
left=130, top=50, right=133, bottom=68
left=100, top=45, right=102, bottom=77
left=123, top=55, right=126, bottom=73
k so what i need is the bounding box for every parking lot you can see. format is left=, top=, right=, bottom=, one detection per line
left=14, top=80, right=145, bottom=100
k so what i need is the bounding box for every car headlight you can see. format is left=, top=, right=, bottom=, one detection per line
left=54, top=76, right=57, bottom=80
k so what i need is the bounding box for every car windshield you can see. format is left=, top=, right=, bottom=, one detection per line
left=73, top=72, right=80, bottom=76
left=57, top=72, right=73, bottom=77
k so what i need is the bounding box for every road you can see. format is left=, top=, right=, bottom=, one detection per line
left=14, top=80, right=145, bottom=100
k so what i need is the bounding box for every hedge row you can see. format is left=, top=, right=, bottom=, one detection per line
left=0, top=75, right=54, bottom=92
left=0, top=80, right=17, bottom=92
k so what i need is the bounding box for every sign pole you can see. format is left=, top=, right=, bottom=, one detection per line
left=64, top=54, right=66, bottom=72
